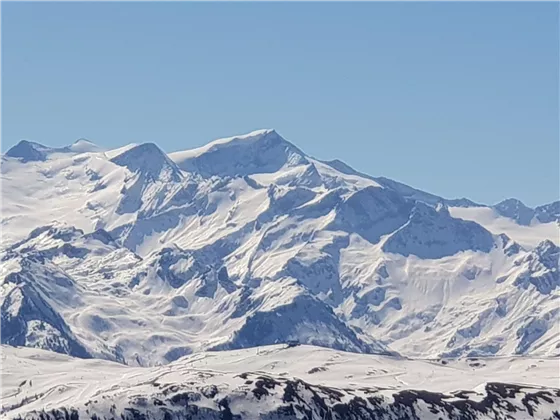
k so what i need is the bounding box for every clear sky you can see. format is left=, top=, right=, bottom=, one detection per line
left=2, top=2, right=558, bottom=207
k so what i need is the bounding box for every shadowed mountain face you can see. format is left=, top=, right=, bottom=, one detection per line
left=1, top=130, right=558, bottom=367
left=492, top=198, right=560, bottom=225
left=5, top=140, right=51, bottom=162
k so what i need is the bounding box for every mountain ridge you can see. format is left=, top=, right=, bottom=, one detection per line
left=5, top=132, right=558, bottom=213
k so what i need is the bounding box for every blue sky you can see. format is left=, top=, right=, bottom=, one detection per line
left=2, top=2, right=558, bottom=207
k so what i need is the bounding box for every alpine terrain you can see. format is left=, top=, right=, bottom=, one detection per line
left=1, top=129, right=559, bottom=419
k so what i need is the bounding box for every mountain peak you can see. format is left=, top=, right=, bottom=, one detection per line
left=495, top=198, right=528, bottom=208
left=242, top=128, right=277, bottom=137
left=445, top=197, right=484, bottom=208
left=169, top=129, right=308, bottom=178
left=535, top=239, right=559, bottom=256
left=111, top=142, right=183, bottom=182
left=535, top=201, right=560, bottom=224
left=493, top=198, right=535, bottom=226
left=5, top=140, right=50, bottom=162
left=175, top=129, right=286, bottom=156
left=69, top=138, right=103, bottom=153
left=382, top=201, right=495, bottom=259
left=5, top=138, right=104, bottom=163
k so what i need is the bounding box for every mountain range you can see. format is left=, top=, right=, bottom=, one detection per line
left=1, top=129, right=559, bottom=369
left=2, top=129, right=559, bottom=419
left=0, top=130, right=560, bottom=366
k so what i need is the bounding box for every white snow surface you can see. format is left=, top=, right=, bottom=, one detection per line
left=169, top=129, right=277, bottom=161
left=2, top=344, right=559, bottom=420
left=450, top=206, right=559, bottom=249
left=1, top=130, right=559, bottom=370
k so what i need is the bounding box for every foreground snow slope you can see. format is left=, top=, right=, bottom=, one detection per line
left=1, top=129, right=559, bottom=365
left=2, top=344, right=559, bottom=420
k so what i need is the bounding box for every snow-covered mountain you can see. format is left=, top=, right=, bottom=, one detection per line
left=490, top=198, right=560, bottom=226
left=1, top=129, right=559, bottom=369
left=3, top=344, right=560, bottom=420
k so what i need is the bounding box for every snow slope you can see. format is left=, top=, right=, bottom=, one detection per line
left=2, top=344, right=559, bottom=420
left=449, top=206, right=559, bottom=249
left=1, top=131, right=559, bottom=367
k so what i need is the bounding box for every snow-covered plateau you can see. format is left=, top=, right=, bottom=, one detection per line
left=1, top=129, right=559, bottom=419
